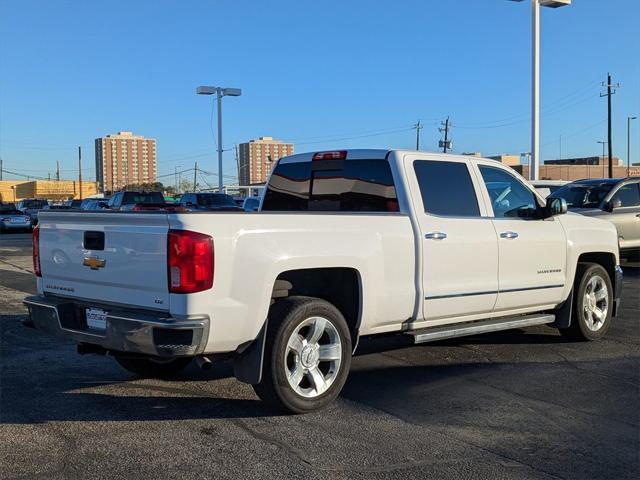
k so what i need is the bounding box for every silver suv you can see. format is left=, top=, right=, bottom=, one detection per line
left=551, top=177, right=640, bottom=260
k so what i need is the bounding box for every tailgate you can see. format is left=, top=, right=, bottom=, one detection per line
left=38, top=212, right=170, bottom=311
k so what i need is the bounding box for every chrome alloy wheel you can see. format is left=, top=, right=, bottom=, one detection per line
left=582, top=275, right=609, bottom=332
left=284, top=316, right=342, bottom=398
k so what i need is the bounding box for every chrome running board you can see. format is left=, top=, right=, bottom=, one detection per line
left=407, top=314, right=555, bottom=344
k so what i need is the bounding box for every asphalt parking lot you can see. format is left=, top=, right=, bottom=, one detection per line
left=1, top=232, right=638, bottom=480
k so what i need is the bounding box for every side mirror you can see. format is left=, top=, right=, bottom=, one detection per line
left=606, top=199, right=622, bottom=212
left=545, top=197, right=567, bottom=217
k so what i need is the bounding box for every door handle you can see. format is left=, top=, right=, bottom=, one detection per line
left=425, top=231, right=447, bottom=240
left=500, top=231, right=519, bottom=239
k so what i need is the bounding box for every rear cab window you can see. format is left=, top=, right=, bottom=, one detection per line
left=262, top=157, right=398, bottom=212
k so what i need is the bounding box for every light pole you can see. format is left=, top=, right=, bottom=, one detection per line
left=628, top=116, right=637, bottom=177
left=196, top=86, right=242, bottom=192
left=597, top=141, right=608, bottom=177
left=509, top=0, right=571, bottom=181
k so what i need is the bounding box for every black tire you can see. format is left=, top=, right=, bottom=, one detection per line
left=114, top=356, right=192, bottom=378
left=252, top=296, right=352, bottom=414
left=560, top=263, right=613, bottom=341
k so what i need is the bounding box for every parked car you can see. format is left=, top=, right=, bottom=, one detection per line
left=66, top=199, right=83, bottom=210
left=530, top=180, right=569, bottom=198
left=80, top=199, right=110, bottom=211
left=179, top=193, right=243, bottom=211
left=43, top=204, right=74, bottom=210
left=25, top=149, right=622, bottom=413
left=242, top=196, right=261, bottom=212
left=0, top=209, right=32, bottom=233
left=551, top=177, right=640, bottom=259
left=16, top=198, right=48, bottom=225
left=107, top=191, right=183, bottom=212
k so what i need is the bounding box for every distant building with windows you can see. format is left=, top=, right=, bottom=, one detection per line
left=238, top=136, right=294, bottom=185
left=95, top=131, right=156, bottom=192
left=544, top=156, right=622, bottom=166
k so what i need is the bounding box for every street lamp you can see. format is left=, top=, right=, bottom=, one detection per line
left=196, top=86, right=242, bottom=192
left=628, top=116, right=637, bottom=177
left=509, top=0, right=572, bottom=181
left=597, top=141, right=608, bottom=177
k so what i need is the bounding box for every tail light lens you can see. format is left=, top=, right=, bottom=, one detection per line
left=33, top=225, right=41, bottom=277
left=167, top=230, right=213, bottom=293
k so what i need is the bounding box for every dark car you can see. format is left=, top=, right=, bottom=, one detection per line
left=43, top=204, right=73, bottom=210
left=66, top=199, right=83, bottom=210
left=16, top=198, right=48, bottom=225
left=242, top=197, right=261, bottom=212
left=107, top=191, right=183, bottom=212
left=179, top=193, right=243, bottom=212
left=551, top=177, right=640, bottom=259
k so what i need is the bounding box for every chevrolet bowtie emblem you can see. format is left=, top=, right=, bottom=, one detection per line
left=83, top=256, right=106, bottom=270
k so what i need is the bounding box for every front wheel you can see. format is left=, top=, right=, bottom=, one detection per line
left=253, top=296, right=352, bottom=414
left=560, top=263, right=613, bottom=341
left=114, top=356, right=192, bottom=378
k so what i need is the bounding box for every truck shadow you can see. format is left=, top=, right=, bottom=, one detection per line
left=2, top=315, right=636, bottom=425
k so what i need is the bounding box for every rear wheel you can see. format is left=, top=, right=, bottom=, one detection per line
left=253, top=296, right=352, bottom=414
left=114, top=356, right=192, bottom=378
left=560, top=263, right=613, bottom=341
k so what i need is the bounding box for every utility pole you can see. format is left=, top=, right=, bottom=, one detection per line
left=56, top=161, right=60, bottom=181
left=439, top=117, right=451, bottom=153
left=0, top=158, right=3, bottom=180
left=174, top=166, right=179, bottom=194
left=601, top=73, right=620, bottom=178
left=628, top=116, right=637, bottom=177
left=559, top=135, right=562, bottom=161
left=235, top=144, right=240, bottom=185
left=78, top=146, right=83, bottom=200
left=193, top=162, right=198, bottom=192
left=414, top=120, right=422, bottom=150
left=216, top=90, right=223, bottom=192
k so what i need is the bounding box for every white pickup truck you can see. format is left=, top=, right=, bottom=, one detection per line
left=24, top=149, right=623, bottom=413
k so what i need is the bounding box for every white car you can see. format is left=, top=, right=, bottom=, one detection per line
left=25, top=149, right=623, bottom=413
left=530, top=180, right=570, bottom=198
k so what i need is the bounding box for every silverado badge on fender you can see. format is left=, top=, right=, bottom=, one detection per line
left=83, top=256, right=106, bottom=270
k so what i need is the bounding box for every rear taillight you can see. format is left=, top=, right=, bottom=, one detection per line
left=33, top=225, right=41, bottom=277
left=167, top=230, right=213, bottom=293
left=312, top=150, right=347, bottom=161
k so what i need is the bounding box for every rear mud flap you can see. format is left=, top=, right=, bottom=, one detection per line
left=233, top=321, right=267, bottom=385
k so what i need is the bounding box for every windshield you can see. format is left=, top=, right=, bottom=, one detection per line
left=196, top=194, right=236, bottom=207
left=122, top=192, right=165, bottom=204
left=552, top=183, right=613, bottom=208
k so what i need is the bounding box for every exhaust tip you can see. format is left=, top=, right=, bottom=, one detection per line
left=195, top=356, right=213, bottom=371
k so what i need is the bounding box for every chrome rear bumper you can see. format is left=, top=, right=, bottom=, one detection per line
left=23, top=295, right=209, bottom=357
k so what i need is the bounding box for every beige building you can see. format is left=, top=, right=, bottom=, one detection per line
left=238, top=136, right=294, bottom=185
left=487, top=154, right=521, bottom=166
left=95, top=131, right=157, bottom=192
left=0, top=180, right=98, bottom=203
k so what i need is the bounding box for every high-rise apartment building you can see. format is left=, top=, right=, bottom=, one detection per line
left=95, top=131, right=157, bottom=192
left=238, top=136, right=294, bottom=185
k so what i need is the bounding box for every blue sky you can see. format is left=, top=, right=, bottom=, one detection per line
left=1, top=0, right=638, bottom=184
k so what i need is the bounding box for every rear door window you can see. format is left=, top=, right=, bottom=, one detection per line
left=262, top=159, right=398, bottom=212
left=413, top=160, right=480, bottom=217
